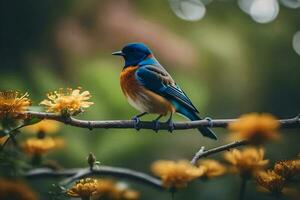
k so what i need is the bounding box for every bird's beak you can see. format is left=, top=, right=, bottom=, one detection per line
left=112, top=51, right=124, bottom=56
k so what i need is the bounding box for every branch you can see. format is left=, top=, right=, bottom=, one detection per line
left=24, top=141, right=249, bottom=190
left=190, top=140, right=250, bottom=165
left=25, top=111, right=300, bottom=131
left=25, top=165, right=163, bottom=190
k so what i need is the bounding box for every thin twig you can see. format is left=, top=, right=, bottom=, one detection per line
left=24, top=141, right=251, bottom=190
left=25, top=166, right=163, bottom=190
left=190, top=140, right=249, bottom=165
left=190, top=146, right=205, bottom=165
left=25, top=111, right=300, bottom=131
left=1, top=124, right=27, bottom=150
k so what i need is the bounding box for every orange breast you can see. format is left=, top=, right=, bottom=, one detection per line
left=120, top=66, right=175, bottom=115
left=120, top=66, right=141, bottom=98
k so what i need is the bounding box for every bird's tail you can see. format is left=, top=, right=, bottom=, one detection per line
left=177, top=108, right=217, bottom=140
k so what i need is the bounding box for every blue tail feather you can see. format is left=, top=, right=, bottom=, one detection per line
left=177, top=107, right=217, bottom=140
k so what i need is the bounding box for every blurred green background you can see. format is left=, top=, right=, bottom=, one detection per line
left=1, top=0, right=300, bottom=199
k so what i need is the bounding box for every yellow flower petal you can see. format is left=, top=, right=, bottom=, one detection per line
left=0, top=179, right=38, bottom=200
left=21, top=137, right=64, bottom=155
left=151, top=160, right=203, bottom=189
left=40, top=87, right=93, bottom=115
left=197, top=159, right=226, bottom=178
left=228, top=113, right=280, bottom=144
left=23, top=120, right=60, bottom=134
left=224, top=147, right=268, bottom=177
left=0, top=91, right=31, bottom=119
left=256, top=170, right=285, bottom=194
left=274, top=159, right=300, bottom=180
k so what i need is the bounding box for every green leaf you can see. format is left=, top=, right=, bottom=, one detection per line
left=23, top=116, right=42, bottom=126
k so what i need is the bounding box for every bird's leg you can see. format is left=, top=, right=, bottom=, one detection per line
left=152, top=114, right=163, bottom=133
left=131, top=112, right=148, bottom=130
left=204, top=117, right=213, bottom=127
left=166, top=112, right=175, bottom=133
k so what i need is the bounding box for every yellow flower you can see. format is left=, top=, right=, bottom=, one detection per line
left=256, top=170, right=285, bottom=195
left=23, top=119, right=60, bottom=134
left=67, top=178, right=100, bottom=198
left=95, top=179, right=116, bottom=198
left=274, top=159, right=300, bottom=180
left=224, top=147, right=268, bottom=178
left=0, top=91, right=31, bottom=119
left=122, top=190, right=140, bottom=200
left=67, top=178, right=139, bottom=200
left=40, top=87, right=93, bottom=115
left=228, top=113, right=280, bottom=144
left=21, top=137, right=64, bottom=155
left=197, top=159, right=226, bottom=178
left=0, top=179, right=38, bottom=200
left=151, top=160, right=204, bottom=189
left=97, top=179, right=139, bottom=200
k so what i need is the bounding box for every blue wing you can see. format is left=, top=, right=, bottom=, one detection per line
left=135, top=65, right=199, bottom=113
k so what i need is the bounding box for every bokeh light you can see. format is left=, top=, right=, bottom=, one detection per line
left=169, top=0, right=206, bottom=21
left=292, top=31, right=300, bottom=56
left=250, top=0, right=279, bottom=23
left=238, top=0, right=256, bottom=14
left=280, top=0, right=300, bottom=8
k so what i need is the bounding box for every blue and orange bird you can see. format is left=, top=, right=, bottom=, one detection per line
left=112, top=43, right=217, bottom=140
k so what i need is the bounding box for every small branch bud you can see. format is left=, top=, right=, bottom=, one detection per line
left=87, top=152, right=96, bottom=171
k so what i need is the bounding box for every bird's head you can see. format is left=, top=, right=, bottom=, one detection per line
left=112, top=43, right=153, bottom=67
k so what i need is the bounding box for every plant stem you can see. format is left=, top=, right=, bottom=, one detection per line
left=31, top=154, right=42, bottom=166
left=274, top=193, right=285, bottom=200
left=81, top=196, right=91, bottom=200
left=170, top=187, right=177, bottom=200
left=238, top=177, right=247, bottom=200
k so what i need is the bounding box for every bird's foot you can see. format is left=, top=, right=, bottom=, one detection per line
left=152, top=120, right=160, bottom=133
left=152, top=115, right=163, bottom=133
left=166, top=119, right=175, bottom=133
left=131, top=116, right=141, bottom=131
left=131, top=112, right=147, bottom=131
left=205, top=117, right=213, bottom=127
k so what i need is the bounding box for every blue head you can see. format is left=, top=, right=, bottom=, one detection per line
left=112, top=43, right=153, bottom=67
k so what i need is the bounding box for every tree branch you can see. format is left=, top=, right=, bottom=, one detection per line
left=19, top=113, right=300, bottom=191
left=23, top=139, right=273, bottom=190
left=25, top=165, right=163, bottom=190
left=24, top=141, right=250, bottom=190
left=25, top=111, right=300, bottom=131
left=190, top=140, right=250, bottom=165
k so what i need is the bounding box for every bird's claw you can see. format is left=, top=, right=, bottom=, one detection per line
left=152, top=120, right=160, bottom=133
left=205, top=117, right=213, bottom=128
left=132, top=116, right=141, bottom=131
left=167, top=119, right=175, bottom=133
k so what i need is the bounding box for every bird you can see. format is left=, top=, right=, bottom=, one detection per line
left=112, top=43, right=217, bottom=140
